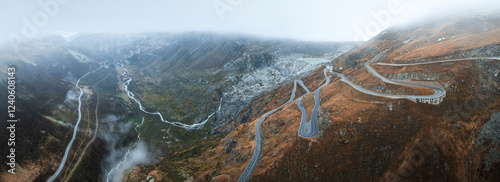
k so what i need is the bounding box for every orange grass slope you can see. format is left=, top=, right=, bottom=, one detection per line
left=192, top=14, right=500, bottom=182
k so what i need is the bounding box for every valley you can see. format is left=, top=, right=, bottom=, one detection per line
left=0, top=13, right=499, bottom=182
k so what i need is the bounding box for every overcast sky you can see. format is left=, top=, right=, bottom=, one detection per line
left=1, top=0, right=499, bottom=44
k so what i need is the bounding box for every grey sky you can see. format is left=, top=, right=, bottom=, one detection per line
left=1, top=0, right=499, bottom=44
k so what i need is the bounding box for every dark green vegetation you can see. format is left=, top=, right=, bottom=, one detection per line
left=0, top=37, right=98, bottom=176
left=0, top=32, right=357, bottom=181
left=156, top=132, right=228, bottom=181
left=134, top=69, right=225, bottom=126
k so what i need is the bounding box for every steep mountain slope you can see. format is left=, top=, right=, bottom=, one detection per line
left=183, top=14, right=500, bottom=181
left=336, top=14, right=500, bottom=69
left=0, top=33, right=357, bottom=181
left=0, top=36, right=115, bottom=181
left=3, top=14, right=499, bottom=181
left=76, top=33, right=358, bottom=134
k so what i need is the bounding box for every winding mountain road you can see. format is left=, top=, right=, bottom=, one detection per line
left=63, top=69, right=113, bottom=182
left=298, top=68, right=331, bottom=138
left=238, top=57, right=496, bottom=180
left=330, top=57, right=500, bottom=104
left=358, top=62, right=446, bottom=102
left=48, top=62, right=106, bottom=182
left=240, top=67, right=335, bottom=181
left=239, top=80, right=307, bottom=182
left=50, top=57, right=498, bottom=181
left=376, top=57, right=500, bottom=66
left=323, top=62, right=447, bottom=104
left=295, top=81, right=311, bottom=137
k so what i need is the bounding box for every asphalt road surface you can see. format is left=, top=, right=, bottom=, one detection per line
left=238, top=80, right=300, bottom=182
left=238, top=57, right=500, bottom=181
left=298, top=67, right=331, bottom=138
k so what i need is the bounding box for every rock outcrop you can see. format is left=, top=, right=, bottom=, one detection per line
left=477, top=112, right=500, bottom=170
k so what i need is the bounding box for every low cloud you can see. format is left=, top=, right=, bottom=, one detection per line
left=100, top=115, right=155, bottom=181
left=63, top=89, right=78, bottom=103
left=107, top=141, right=152, bottom=182
left=65, top=71, right=77, bottom=83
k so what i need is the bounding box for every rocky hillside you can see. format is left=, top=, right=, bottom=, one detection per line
left=71, top=33, right=358, bottom=133
left=0, top=33, right=358, bottom=181
left=179, top=14, right=500, bottom=182
left=3, top=13, right=499, bottom=181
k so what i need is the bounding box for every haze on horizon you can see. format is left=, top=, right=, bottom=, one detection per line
left=1, top=0, right=499, bottom=44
